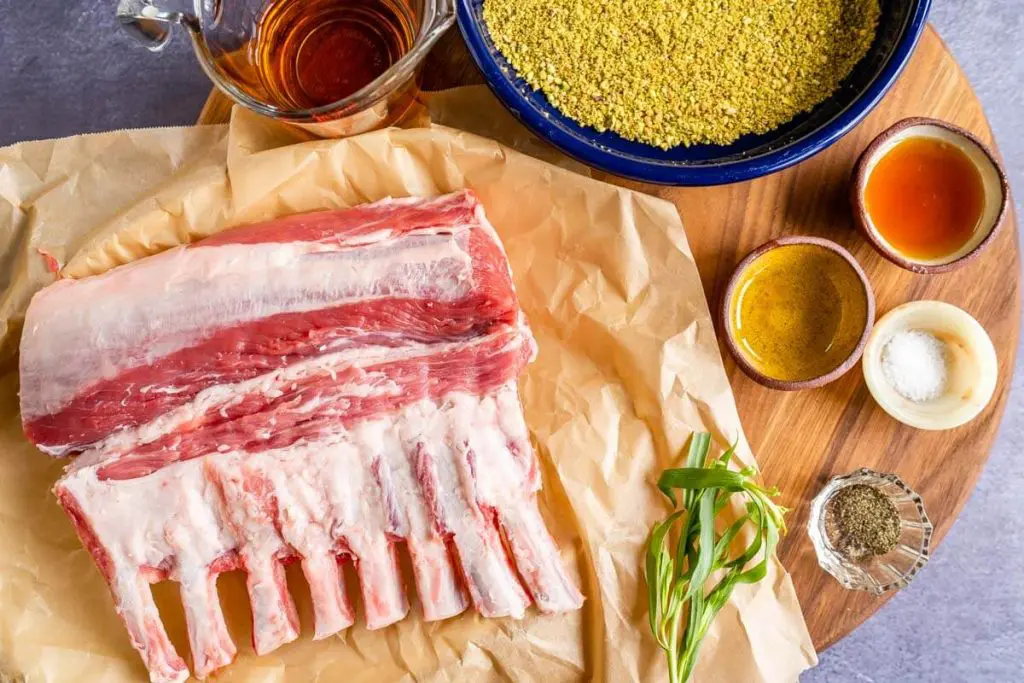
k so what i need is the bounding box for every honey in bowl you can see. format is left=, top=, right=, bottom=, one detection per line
left=729, top=244, right=869, bottom=383
left=864, top=136, right=985, bottom=261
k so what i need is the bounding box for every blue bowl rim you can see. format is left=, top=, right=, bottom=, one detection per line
left=456, top=0, right=933, bottom=186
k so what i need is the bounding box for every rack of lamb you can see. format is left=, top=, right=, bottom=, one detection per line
left=19, top=190, right=583, bottom=683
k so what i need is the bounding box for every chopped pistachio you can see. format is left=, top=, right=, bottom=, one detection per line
left=483, top=0, right=879, bottom=148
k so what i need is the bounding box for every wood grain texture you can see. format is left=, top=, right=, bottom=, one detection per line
left=198, top=25, right=1020, bottom=651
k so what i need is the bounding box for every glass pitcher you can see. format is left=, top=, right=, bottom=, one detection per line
left=117, top=0, right=454, bottom=137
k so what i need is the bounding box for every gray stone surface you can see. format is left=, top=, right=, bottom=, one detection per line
left=0, top=1, right=1021, bottom=682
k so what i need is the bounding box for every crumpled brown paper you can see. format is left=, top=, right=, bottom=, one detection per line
left=0, top=87, right=816, bottom=683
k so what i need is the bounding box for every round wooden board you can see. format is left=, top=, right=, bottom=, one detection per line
left=198, top=25, right=1020, bottom=651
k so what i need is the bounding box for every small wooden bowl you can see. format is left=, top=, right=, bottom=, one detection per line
left=851, top=117, right=1009, bottom=274
left=720, top=236, right=876, bottom=391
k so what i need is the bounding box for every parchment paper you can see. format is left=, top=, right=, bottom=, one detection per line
left=0, top=87, right=816, bottom=683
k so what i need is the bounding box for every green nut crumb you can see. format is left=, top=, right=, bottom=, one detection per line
left=483, top=0, right=880, bottom=149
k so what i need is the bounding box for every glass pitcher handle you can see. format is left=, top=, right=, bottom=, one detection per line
left=116, top=0, right=196, bottom=52
left=432, top=0, right=456, bottom=29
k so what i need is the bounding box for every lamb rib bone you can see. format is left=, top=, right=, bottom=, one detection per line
left=56, top=384, right=582, bottom=683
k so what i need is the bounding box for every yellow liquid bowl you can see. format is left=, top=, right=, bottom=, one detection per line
left=722, top=237, right=875, bottom=390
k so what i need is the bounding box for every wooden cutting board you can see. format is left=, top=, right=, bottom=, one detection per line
left=198, top=25, right=1021, bottom=651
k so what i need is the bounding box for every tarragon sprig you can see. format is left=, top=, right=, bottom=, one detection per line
left=645, top=432, right=788, bottom=683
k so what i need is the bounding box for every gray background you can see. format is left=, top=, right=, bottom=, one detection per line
left=1, top=1, right=1022, bottom=681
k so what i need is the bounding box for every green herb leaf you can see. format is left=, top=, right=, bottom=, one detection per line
left=658, top=467, right=748, bottom=494
left=645, top=432, right=787, bottom=683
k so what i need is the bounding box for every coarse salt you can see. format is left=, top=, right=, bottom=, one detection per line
left=880, top=329, right=949, bottom=402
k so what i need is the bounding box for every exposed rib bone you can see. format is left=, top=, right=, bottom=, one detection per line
left=56, top=386, right=581, bottom=683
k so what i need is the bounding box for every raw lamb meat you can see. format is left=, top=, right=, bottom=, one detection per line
left=21, top=192, right=520, bottom=455
left=20, top=191, right=583, bottom=683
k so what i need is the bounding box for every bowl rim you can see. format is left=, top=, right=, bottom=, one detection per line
left=719, top=236, right=876, bottom=391
left=850, top=116, right=1010, bottom=274
left=456, top=0, right=933, bottom=186
left=861, top=300, right=999, bottom=429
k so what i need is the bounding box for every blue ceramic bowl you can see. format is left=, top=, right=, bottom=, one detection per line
left=457, top=0, right=932, bottom=186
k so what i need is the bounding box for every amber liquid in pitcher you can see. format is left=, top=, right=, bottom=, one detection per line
left=220, top=0, right=418, bottom=110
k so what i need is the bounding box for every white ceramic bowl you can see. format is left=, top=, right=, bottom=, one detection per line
left=862, top=301, right=997, bottom=430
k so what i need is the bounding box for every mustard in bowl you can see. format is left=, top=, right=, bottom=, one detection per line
left=721, top=237, right=875, bottom=390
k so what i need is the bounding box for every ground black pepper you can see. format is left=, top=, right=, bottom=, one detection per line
left=824, top=484, right=900, bottom=560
